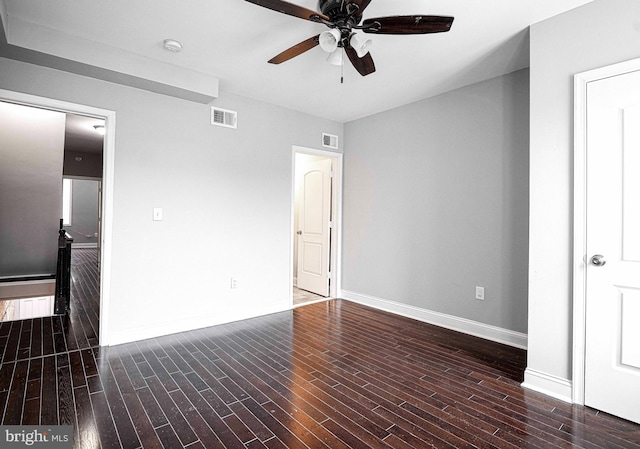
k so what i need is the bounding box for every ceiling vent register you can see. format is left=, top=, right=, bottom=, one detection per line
left=322, top=133, right=338, bottom=149
left=211, top=107, right=237, bottom=129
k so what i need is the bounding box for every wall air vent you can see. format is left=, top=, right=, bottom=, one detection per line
left=211, top=107, right=237, bottom=129
left=322, top=133, right=338, bottom=150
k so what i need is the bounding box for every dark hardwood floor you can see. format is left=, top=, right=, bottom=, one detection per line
left=2, top=249, right=639, bottom=448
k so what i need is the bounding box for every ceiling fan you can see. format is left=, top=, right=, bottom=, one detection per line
left=245, top=0, right=454, bottom=77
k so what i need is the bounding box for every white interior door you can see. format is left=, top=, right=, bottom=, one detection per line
left=296, top=158, right=331, bottom=296
left=585, top=68, right=640, bottom=424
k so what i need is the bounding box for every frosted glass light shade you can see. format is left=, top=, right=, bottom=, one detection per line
left=350, top=34, right=373, bottom=58
left=319, top=29, right=341, bottom=53
left=326, top=49, right=343, bottom=66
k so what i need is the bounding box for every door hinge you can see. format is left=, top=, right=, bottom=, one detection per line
left=327, top=272, right=332, bottom=279
left=329, top=171, right=334, bottom=178
left=329, top=221, right=333, bottom=229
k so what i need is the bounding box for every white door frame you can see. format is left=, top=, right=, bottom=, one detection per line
left=0, top=89, right=116, bottom=346
left=572, top=57, right=640, bottom=405
left=291, top=145, right=343, bottom=303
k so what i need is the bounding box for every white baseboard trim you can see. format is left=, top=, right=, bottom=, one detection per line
left=341, top=290, right=528, bottom=349
left=108, top=302, right=290, bottom=346
left=72, top=243, right=98, bottom=249
left=522, top=368, right=572, bottom=403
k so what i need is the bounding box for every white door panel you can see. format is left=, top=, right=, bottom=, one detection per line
left=585, top=69, right=640, bottom=424
left=297, top=159, right=331, bottom=296
left=620, top=289, right=640, bottom=369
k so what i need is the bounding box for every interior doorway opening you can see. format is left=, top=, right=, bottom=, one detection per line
left=0, top=89, right=115, bottom=345
left=0, top=102, right=104, bottom=322
left=292, top=146, right=342, bottom=307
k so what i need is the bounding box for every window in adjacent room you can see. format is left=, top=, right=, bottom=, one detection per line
left=62, top=178, right=72, bottom=225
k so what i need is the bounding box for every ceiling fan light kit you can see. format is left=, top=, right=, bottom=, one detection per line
left=326, top=48, right=343, bottom=66
left=319, top=29, right=341, bottom=53
left=349, top=33, right=372, bottom=58
left=245, top=0, right=454, bottom=77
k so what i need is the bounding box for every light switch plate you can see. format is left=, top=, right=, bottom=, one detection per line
left=153, top=207, right=163, bottom=221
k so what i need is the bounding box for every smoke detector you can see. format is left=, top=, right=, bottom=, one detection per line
left=163, top=39, right=183, bottom=53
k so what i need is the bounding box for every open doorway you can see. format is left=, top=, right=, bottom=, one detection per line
left=0, top=103, right=104, bottom=322
left=292, top=146, right=342, bottom=307
left=62, top=113, right=104, bottom=269
left=0, top=89, right=115, bottom=345
left=63, top=113, right=104, bottom=271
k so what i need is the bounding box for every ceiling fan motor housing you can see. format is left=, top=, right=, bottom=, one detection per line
left=318, top=0, right=362, bottom=24
left=318, top=0, right=342, bottom=19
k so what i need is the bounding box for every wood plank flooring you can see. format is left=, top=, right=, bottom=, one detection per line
left=2, top=249, right=639, bottom=448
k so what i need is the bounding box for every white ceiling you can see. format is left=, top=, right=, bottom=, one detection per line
left=2, top=0, right=593, bottom=122
left=64, top=114, right=104, bottom=154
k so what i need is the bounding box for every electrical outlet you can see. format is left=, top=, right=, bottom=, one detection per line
left=231, top=278, right=238, bottom=289
left=475, top=286, right=485, bottom=300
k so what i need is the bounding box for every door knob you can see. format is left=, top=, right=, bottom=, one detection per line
left=297, top=230, right=302, bottom=235
left=590, top=254, right=606, bottom=266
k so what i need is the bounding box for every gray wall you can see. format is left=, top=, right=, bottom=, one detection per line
left=66, top=179, right=99, bottom=245
left=528, top=0, right=640, bottom=382
left=342, top=69, right=529, bottom=333
left=0, top=56, right=342, bottom=342
left=0, top=101, right=65, bottom=277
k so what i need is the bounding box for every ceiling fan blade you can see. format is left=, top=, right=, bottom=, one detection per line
left=245, top=0, right=329, bottom=22
left=345, top=45, right=376, bottom=76
left=362, top=15, right=454, bottom=34
left=268, top=35, right=320, bottom=64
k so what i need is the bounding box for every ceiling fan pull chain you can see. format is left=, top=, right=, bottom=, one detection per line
left=341, top=48, right=344, bottom=84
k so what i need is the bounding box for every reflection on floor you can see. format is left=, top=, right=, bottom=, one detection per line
left=0, top=296, right=54, bottom=322
left=293, top=286, right=327, bottom=306
left=0, top=299, right=16, bottom=321
left=0, top=279, right=56, bottom=322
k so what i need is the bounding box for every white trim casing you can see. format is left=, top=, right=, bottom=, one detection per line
left=573, top=68, right=589, bottom=406
left=100, top=112, right=115, bottom=346
left=341, top=290, right=528, bottom=349
left=0, top=89, right=115, bottom=347
left=572, top=57, right=640, bottom=405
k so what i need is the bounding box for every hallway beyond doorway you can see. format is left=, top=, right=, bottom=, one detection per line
left=0, top=248, right=100, bottom=359
left=293, top=286, right=327, bottom=306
